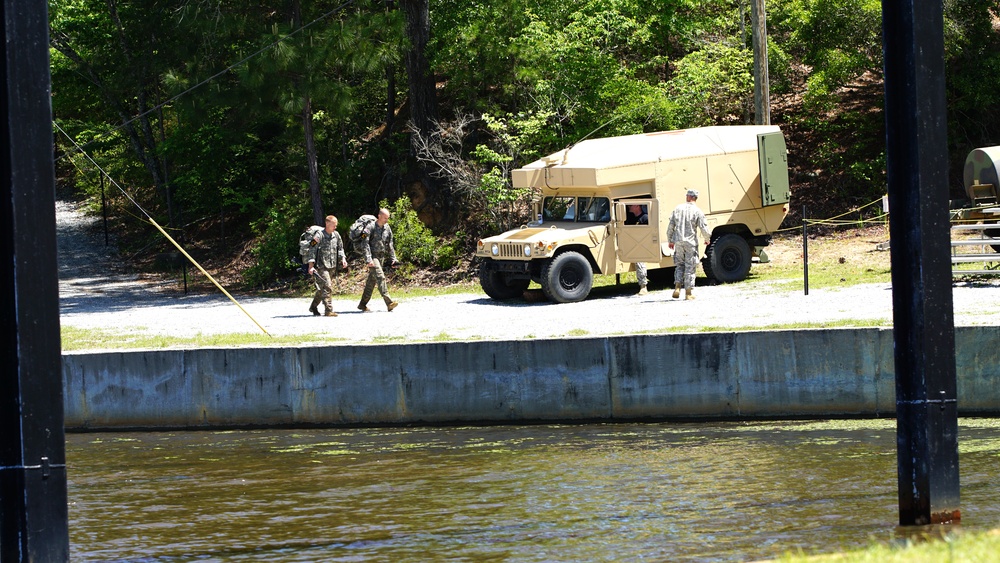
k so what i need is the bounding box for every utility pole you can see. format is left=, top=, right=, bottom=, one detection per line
left=882, top=0, right=960, bottom=526
left=751, top=0, right=770, bottom=125
left=1, top=0, right=71, bottom=560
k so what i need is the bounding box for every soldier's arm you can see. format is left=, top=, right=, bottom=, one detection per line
left=362, top=225, right=374, bottom=264
left=698, top=213, right=711, bottom=243
left=387, top=227, right=398, bottom=263
left=335, top=233, right=347, bottom=262
left=306, top=246, right=318, bottom=268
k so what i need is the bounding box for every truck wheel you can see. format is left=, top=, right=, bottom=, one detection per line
left=647, top=267, right=675, bottom=286
left=541, top=251, right=593, bottom=303
left=984, top=226, right=1000, bottom=253
left=479, top=261, right=530, bottom=300
left=704, top=234, right=752, bottom=283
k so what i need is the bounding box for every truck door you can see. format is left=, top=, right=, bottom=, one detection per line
left=615, top=200, right=661, bottom=263
left=758, top=131, right=790, bottom=206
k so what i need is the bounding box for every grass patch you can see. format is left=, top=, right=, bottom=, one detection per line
left=748, top=261, right=892, bottom=290
left=774, top=528, right=1000, bottom=562
left=696, top=319, right=890, bottom=331
left=61, top=326, right=344, bottom=351
left=566, top=328, right=590, bottom=337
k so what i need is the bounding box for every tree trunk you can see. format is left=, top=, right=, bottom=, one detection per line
left=290, top=0, right=323, bottom=225
left=399, top=0, right=447, bottom=217
left=103, top=0, right=176, bottom=227
left=400, top=0, right=438, bottom=137
left=303, top=96, right=324, bottom=226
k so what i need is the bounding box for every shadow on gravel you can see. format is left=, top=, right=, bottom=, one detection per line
left=59, top=293, right=218, bottom=314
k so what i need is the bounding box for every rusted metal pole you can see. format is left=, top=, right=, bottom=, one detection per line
left=881, top=0, right=960, bottom=526
left=1, top=0, right=70, bottom=560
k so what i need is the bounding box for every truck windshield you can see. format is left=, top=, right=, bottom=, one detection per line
left=541, top=196, right=610, bottom=222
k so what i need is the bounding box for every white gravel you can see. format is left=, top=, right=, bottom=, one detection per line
left=57, top=200, right=1000, bottom=346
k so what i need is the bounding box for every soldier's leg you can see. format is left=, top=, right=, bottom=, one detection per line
left=316, top=269, right=334, bottom=313
left=359, top=264, right=377, bottom=310
left=309, top=272, right=323, bottom=315
left=673, top=246, right=689, bottom=285
left=635, top=262, right=648, bottom=295
left=683, top=245, right=698, bottom=289
left=370, top=258, right=394, bottom=307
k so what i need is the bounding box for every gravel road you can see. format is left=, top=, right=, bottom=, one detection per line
left=57, top=200, right=1000, bottom=347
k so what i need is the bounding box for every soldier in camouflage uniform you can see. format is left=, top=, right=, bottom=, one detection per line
left=667, top=189, right=711, bottom=300
left=306, top=215, right=348, bottom=317
left=625, top=203, right=649, bottom=295
left=358, top=208, right=399, bottom=312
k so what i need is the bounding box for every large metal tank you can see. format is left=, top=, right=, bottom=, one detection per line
left=963, top=146, right=1000, bottom=202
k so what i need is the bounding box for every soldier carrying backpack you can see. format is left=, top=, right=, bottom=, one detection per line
left=353, top=208, right=399, bottom=312
left=303, top=215, right=348, bottom=317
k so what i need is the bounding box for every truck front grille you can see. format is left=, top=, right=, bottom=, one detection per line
left=496, top=242, right=527, bottom=258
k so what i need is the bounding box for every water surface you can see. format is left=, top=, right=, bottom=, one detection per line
left=67, top=419, right=1000, bottom=561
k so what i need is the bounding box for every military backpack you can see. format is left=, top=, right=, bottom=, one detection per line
left=348, top=214, right=377, bottom=251
left=297, top=225, right=325, bottom=265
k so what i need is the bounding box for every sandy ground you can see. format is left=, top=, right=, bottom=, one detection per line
left=57, top=200, right=1000, bottom=347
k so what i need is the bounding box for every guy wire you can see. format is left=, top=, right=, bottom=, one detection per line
left=54, top=121, right=272, bottom=337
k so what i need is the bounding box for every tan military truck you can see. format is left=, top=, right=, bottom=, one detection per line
left=475, top=125, right=791, bottom=303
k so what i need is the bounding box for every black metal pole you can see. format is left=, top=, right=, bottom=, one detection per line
left=101, top=173, right=108, bottom=246
left=1, top=0, right=71, bottom=560
left=802, top=206, right=809, bottom=296
left=882, top=0, right=960, bottom=526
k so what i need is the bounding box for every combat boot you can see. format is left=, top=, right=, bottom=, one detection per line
left=637, top=285, right=648, bottom=296
left=358, top=302, right=371, bottom=313
left=309, top=305, right=320, bottom=316
left=685, top=288, right=695, bottom=300
left=324, top=311, right=338, bottom=317
left=387, top=301, right=399, bottom=312
left=672, top=283, right=681, bottom=299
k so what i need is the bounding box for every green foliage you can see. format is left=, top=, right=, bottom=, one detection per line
left=385, top=197, right=462, bottom=271
left=243, top=192, right=312, bottom=287
left=469, top=113, right=545, bottom=231
left=770, top=0, right=883, bottom=110
left=668, top=42, right=753, bottom=126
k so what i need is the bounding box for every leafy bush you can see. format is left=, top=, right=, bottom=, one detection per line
left=243, top=191, right=312, bottom=287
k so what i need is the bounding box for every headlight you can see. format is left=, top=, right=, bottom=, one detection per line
left=491, top=243, right=499, bottom=256
left=523, top=244, right=532, bottom=257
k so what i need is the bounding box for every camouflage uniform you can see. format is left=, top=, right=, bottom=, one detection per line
left=307, top=229, right=346, bottom=315
left=667, top=201, right=711, bottom=291
left=359, top=220, right=398, bottom=310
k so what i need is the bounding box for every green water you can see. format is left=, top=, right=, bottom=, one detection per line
left=67, top=419, right=1000, bottom=561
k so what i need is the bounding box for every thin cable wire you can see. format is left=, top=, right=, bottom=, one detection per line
left=54, top=122, right=272, bottom=337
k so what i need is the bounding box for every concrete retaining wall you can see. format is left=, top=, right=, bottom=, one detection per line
left=62, top=327, right=1000, bottom=430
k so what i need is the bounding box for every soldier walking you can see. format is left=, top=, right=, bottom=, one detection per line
left=306, top=215, right=348, bottom=316
left=667, top=190, right=711, bottom=300
left=358, top=207, right=399, bottom=312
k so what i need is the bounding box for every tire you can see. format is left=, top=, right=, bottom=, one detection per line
left=541, top=251, right=593, bottom=303
left=479, top=261, right=530, bottom=300
left=647, top=267, right=675, bottom=286
left=984, top=226, right=1000, bottom=253
left=703, top=233, right=752, bottom=283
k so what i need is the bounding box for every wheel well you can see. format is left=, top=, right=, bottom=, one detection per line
left=552, top=245, right=601, bottom=273
left=709, top=225, right=753, bottom=244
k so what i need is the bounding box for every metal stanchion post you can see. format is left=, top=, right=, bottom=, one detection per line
left=802, top=206, right=809, bottom=295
